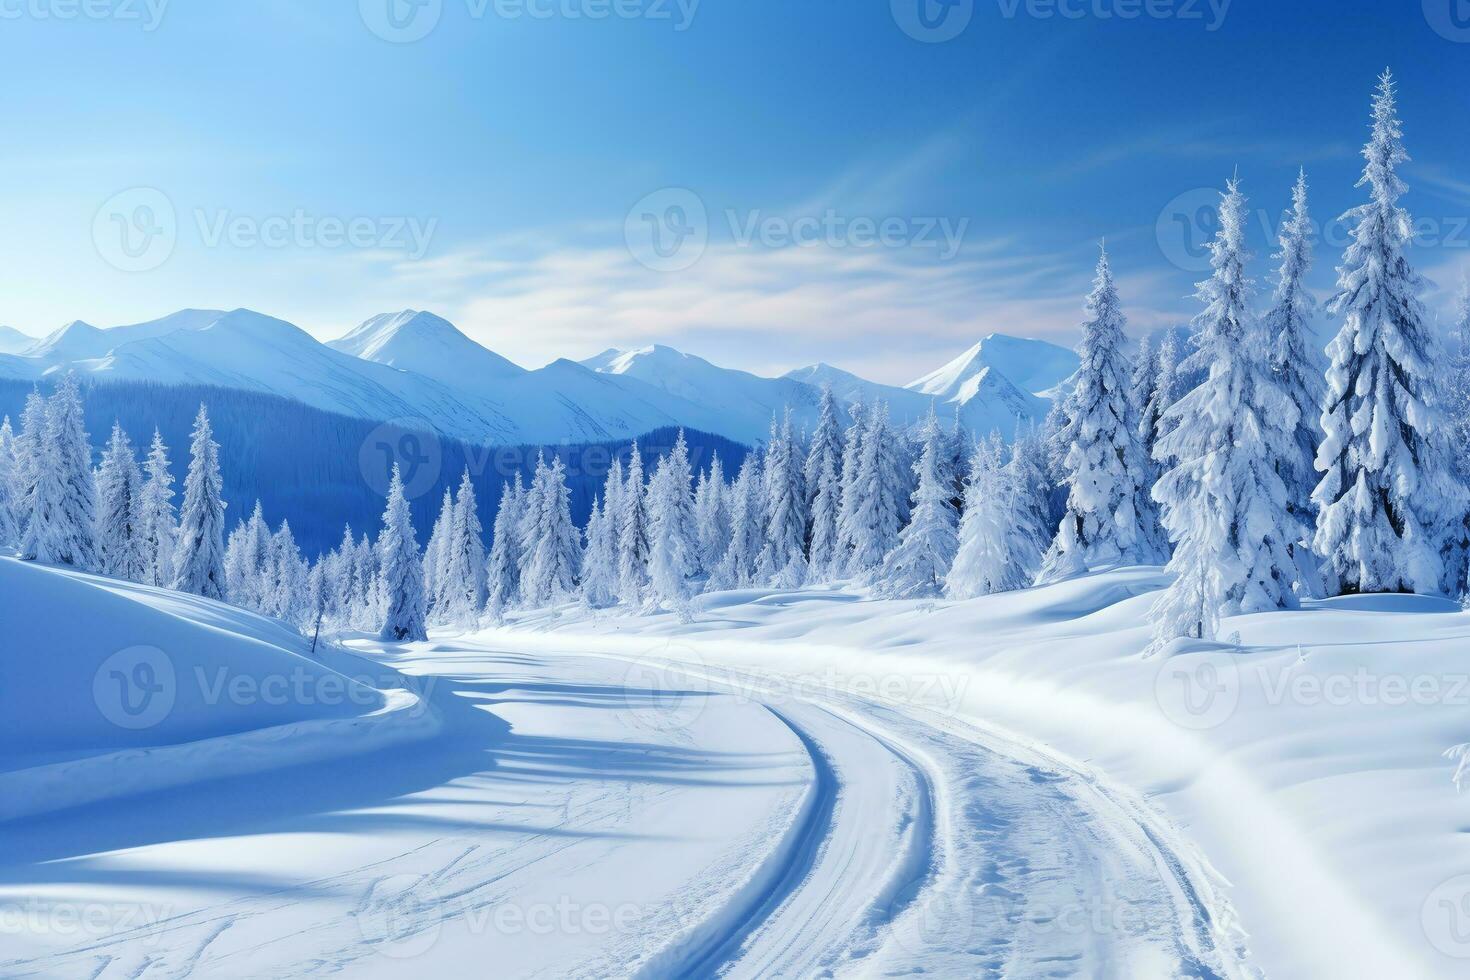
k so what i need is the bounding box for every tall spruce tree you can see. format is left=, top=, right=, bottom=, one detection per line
left=1151, top=177, right=1310, bottom=648
left=1313, top=71, right=1465, bottom=595
left=24, top=374, right=97, bottom=569
left=485, top=474, right=524, bottom=620
left=0, top=417, right=19, bottom=548
left=95, top=421, right=146, bottom=582
left=172, top=404, right=227, bottom=599
left=1038, top=247, right=1162, bottom=582
left=377, top=463, right=428, bottom=642
left=439, top=468, right=487, bottom=627
left=136, top=429, right=177, bottom=588
left=874, top=409, right=959, bottom=598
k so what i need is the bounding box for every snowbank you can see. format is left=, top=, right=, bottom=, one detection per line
left=0, top=558, right=439, bottom=818
left=488, top=570, right=1470, bottom=979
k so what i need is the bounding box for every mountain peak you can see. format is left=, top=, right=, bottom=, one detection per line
left=329, top=310, right=525, bottom=386
left=906, top=334, right=1078, bottom=400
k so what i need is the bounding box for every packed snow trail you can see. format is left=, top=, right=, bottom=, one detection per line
left=0, top=632, right=1250, bottom=978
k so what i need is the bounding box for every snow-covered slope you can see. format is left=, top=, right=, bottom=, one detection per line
left=0, top=325, right=34, bottom=355
left=329, top=309, right=527, bottom=389
left=907, top=333, right=1078, bottom=399
left=0, top=557, right=436, bottom=820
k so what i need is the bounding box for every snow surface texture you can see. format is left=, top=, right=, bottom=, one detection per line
left=9, top=555, right=1465, bottom=976
left=1, top=308, right=1074, bottom=446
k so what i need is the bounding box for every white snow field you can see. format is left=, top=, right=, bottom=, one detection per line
left=4, top=557, right=1470, bottom=977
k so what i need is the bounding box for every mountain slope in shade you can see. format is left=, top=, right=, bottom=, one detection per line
left=329, top=310, right=526, bottom=390
left=0, top=326, right=35, bottom=356
left=907, top=334, right=1078, bottom=399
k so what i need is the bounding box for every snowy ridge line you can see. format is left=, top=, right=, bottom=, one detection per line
left=625, top=704, right=831, bottom=980
left=0, top=686, right=441, bottom=823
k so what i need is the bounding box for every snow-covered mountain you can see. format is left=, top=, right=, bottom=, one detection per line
left=2, top=308, right=1070, bottom=446
left=0, top=325, right=34, bottom=355
left=906, top=333, right=1079, bottom=400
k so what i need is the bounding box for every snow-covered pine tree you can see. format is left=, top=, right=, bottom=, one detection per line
left=439, top=468, right=487, bottom=627
left=1006, top=426, right=1052, bottom=584
left=1261, top=170, right=1329, bottom=596
left=806, top=444, right=842, bottom=581
left=1132, top=336, right=1161, bottom=466
left=804, top=385, right=844, bottom=516
left=1446, top=281, right=1470, bottom=595
left=1313, top=71, right=1465, bottom=595
left=579, top=496, right=619, bottom=608
left=521, top=454, right=580, bottom=606
left=226, top=501, right=270, bottom=607
left=485, top=473, right=524, bottom=620
left=1150, top=177, right=1309, bottom=649
left=874, top=407, right=959, bottom=598
left=713, top=452, right=764, bottom=589
left=136, top=429, right=177, bottom=588
left=423, top=487, right=454, bottom=619
left=22, top=374, right=97, bottom=569
left=758, top=411, right=808, bottom=586
left=95, top=421, right=146, bottom=582
left=833, top=399, right=867, bottom=574
left=615, top=443, right=651, bottom=603
left=172, top=404, right=228, bottom=600
left=330, top=523, right=359, bottom=622
left=841, top=402, right=904, bottom=576
left=646, top=452, right=697, bottom=617
left=0, top=417, right=19, bottom=548
left=354, top=531, right=379, bottom=628
left=12, top=391, right=46, bottom=558
left=1037, top=247, right=1163, bottom=583
left=693, top=452, right=730, bottom=577
left=377, top=463, right=428, bottom=642
left=947, top=433, right=1022, bottom=598
left=265, top=520, right=304, bottom=622
left=1145, top=327, right=1190, bottom=467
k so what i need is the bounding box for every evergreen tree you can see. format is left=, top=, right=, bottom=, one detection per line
left=23, top=374, right=97, bottom=569
left=1446, top=281, right=1470, bottom=595
left=874, top=408, right=959, bottom=598
left=947, top=433, right=1025, bottom=598
left=714, top=453, right=765, bottom=588
left=265, top=519, right=305, bottom=621
left=807, top=445, right=842, bottom=581
left=1038, top=248, right=1163, bottom=582
left=439, top=468, right=487, bottom=627
left=0, top=417, right=19, bottom=548
left=840, top=403, right=904, bottom=576
left=423, top=487, right=455, bottom=618
left=1264, top=168, right=1328, bottom=594
left=804, top=385, right=844, bottom=517
left=615, top=443, right=651, bottom=603
left=1313, top=71, right=1465, bottom=595
left=758, top=412, right=808, bottom=585
left=1132, top=336, right=1162, bottom=465
left=1146, top=327, right=1191, bottom=467
left=521, top=454, right=580, bottom=606
left=136, top=429, right=178, bottom=588
left=95, top=421, right=146, bottom=582
left=1151, top=177, right=1309, bottom=648
left=377, top=463, right=428, bottom=642
left=646, top=452, right=697, bottom=617
left=833, top=399, right=867, bottom=573
left=579, top=496, right=619, bottom=608
left=485, top=476, right=524, bottom=621
left=172, top=404, right=228, bottom=600
left=12, top=391, right=46, bottom=557
left=1006, top=427, right=1052, bottom=584
left=693, top=452, right=730, bottom=577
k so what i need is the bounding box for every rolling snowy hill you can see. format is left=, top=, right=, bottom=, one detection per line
left=1, top=308, right=1074, bottom=446
left=0, top=325, right=35, bottom=355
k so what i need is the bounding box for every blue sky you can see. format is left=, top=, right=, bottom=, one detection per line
left=1, top=0, right=1467, bottom=381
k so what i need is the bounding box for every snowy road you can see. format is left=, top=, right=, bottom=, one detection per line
left=0, top=634, right=1251, bottom=978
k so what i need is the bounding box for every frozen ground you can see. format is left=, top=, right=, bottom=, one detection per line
left=3, top=558, right=1469, bottom=977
